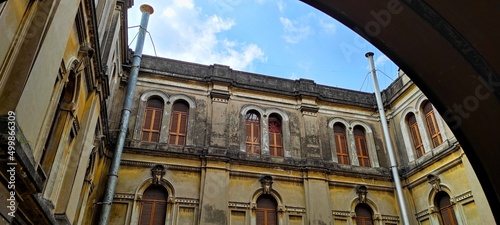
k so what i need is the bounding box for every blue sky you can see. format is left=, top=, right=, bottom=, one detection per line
left=127, top=0, right=399, bottom=91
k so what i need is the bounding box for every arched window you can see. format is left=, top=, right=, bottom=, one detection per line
left=355, top=203, right=374, bottom=225
left=423, top=102, right=442, bottom=148
left=246, top=110, right=261, bottom=154
left=334, top=123, right=350, bottom=165
left=407, top=113, right=425, bottom=158
left=142, top=98, right=164, bottom=142
left=256, top=195, right=277, bottom=225
left=139, top=186, right=168, bottom=225
left=268, top=114, right=283, bottom=157
left=354, top=126, right=370, bottom=167
left=168, top=100, right=189, bottom=145
left=435, top=192, right=459, bottom=225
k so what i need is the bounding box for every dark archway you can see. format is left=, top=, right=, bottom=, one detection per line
left=301, top=0, right=500, bottom=222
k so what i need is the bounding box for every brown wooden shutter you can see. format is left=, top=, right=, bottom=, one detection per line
left=152, top=202, right=167, bottom=225
left=407, top=113, right=425, bottom=158
left=268, top=115, right=283, bottom=157
left=355, top=204, right=374, bottom=225
left=275, top=133, right=283, bottom=156
left=354, top=127, right=370, bottom=167
left=256, top=210, right=265, bottom=225
left=246, top=111, right=261, bottom=154
left=142, top=109, right=153, bottom=141
left=142, top=98, right=163, bottom=142
left=266, top=210, right=277, bottom=225
left=256, top=195, right=277, bottom=225
left=424, top=102, right=443, bottom=147
left=334, top=124, right=350, bottom=165
left=139, top=186, right=168, bottom=225
left=246, top=121, right=252, bottom=151
left=168, top=101, right=189, bottom=145
left=168, top=112, right=179, bottom=145
left=436, top=192, right=459, bottom=225
left=178, top=113, right=188, bottom=145
left=139, top=201, right=153, bottom=225
left=253, top=123, right=260, bottom=153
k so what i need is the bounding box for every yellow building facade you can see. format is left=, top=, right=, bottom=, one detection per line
left=103, top=56, right=495, bottom=225
left=0, top=1, right=495, bottom=225
left=0, top=0, right=129, bottom=224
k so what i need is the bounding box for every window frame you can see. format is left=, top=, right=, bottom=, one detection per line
left=245, top=110, right=262, bottom=154
left=141, top=97, right=164, bottom=142
left=240, top=106, right=290, bottom=157
left=328, top=119, right=379, bottom=167
left=354, top=126, right=371, bottom=167
left=138, top=186, right=168, bottom=225
left=423, top=101, right=443, bottom=148
left=435, top=191, right=459, bottom=225
left=407, top=113, right=425, bottom=158
left=256, top=194, right=278, bottom=225
left=355, top=203, right=375, bottom=225
left=268, top=114, right=283, bottom=157
left=133, top=92, right=196, bottom=146
left=333, top=123, right=350, bottom=165
left=168, top=100, right=189, bottom=146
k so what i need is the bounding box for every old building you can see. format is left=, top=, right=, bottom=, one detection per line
left=0, top=0, right=496, bottom=225
left=0, top=0, right=130, bottom=224
left=103, top=56, right=495, bottom=225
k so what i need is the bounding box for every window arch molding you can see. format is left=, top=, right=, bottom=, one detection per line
left=427, top=183, right=455, bottom=208
left=427, top=184, right=461, bottom=225
left=240, top=106, right=291, bottom=157
left=130, top=176, right=176, bottom=225
left=328, top=118, right=350, bottom=164
left=349, top=196, right=382, bottom=223
left=400, top=107, right=431, bottom=162
left=349, top=121, right=379, bottom=167
left=133, top=92, right=197, bottom=145
left=133, top=91, right=169, bottom=142
left=416, top=97, right=448, bottom=148
left=250, top=186, right=285, bottom=225
left=250, top=189, right=284, bottom=209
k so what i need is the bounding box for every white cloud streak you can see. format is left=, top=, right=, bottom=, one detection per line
left=319, top=19, right=336, bottom=35
left=277, top=0, right=285, bottom=13
left=374, top=55, right=389, bottom=68
left=365, top=54, right=390, bottom=70
left=279, top=16, right=312, bottom=44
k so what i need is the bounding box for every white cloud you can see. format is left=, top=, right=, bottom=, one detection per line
left=289, top=72, right=299, bottom=80
left=374, top=55, right=389, bottom=67
left=319, top=19, right=336, bottom=35
left=277, top=0, right=285, bottom=13
left=279, top=17, right=312, bottom=44
left=135, top=0, right=266, bottom=71
left=175, top=0, right=194, bottom=9
left=365, top=54, right=390, bottom=70
left=164, top=8, right=176, bottom=17
left=208, top=0, right=243, bottom=12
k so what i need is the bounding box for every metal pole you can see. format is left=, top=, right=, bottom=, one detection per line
left=365, top=52, right=410, bottom=225
left=98, top=5, right=154, bottom=225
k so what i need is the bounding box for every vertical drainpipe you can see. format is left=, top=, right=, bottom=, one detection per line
left=98, top=4, right=154, bottom=225
left=366, top=52, right=411, bottom=225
